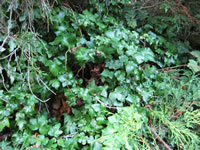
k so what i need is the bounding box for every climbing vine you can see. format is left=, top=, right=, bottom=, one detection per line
left=0, top=0, right=200, bottom=149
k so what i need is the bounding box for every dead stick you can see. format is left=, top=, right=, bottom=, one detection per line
left=158, top=64, right=187, bottom=71
left=151, top=128, right=172, bottom=150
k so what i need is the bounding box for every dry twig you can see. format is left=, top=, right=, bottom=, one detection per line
left=61, top=132, right=78, bottom=138
left=27, top=67, right=51, bottom=103
left=151, top=127, right=172, bottom=150
left=93, top=94, right=117, bottom=109
left=0, top=64, right=8, bottom=92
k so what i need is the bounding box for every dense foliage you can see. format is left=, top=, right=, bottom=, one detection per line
left=0, top=0, right=200, bottom=149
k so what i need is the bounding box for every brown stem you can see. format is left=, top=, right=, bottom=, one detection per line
left=151, top=127, right=172, bottom=150
left=158, top=64, right=187, bottom=71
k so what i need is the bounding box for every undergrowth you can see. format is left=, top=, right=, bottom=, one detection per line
left=0, top=0, right=200, bottom=149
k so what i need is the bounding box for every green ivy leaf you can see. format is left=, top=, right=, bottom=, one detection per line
left=190, top=51, right=200, bottom=63
left=96, top=116, right=106, bottom=125
left=188, top=59, right=200, bottom=73
left=65, top=33, right=77, bottom=46
left=92, top=142, right=102, bottom=150
left=57, top=139, right=65, bottom=147
left=105, top=30, right=115, bottom=39
left=39, top=125, right=50, bottom=134
left=109, top=92, right=123, bottom=102
left=114, top=70, right=125, bottom=82
left=50, top=36, right=63, bottom=45
left=191, top=51, right=200, bottom=58
left=126, top=94, right=140, bottom=105
left=135, top=48, right=155, bottom=64
left=101, top=69, right=114, bottom=79
left=0, top=117, right=10, bottom=132
left=119, top=55, right=129, bottom=64
left=49, top=63, right=60, bottom=77
left=75, top=47, right=94, bottom=65
left=29, top=118, right=40, bottom=130
left=106, top=60, right=123, bottom=70
left=48, top=123, right=63, bottom=137
left=38, top=135, right=49, bottom=146
left=125, top=61, right=137, bottom=74
left=101, top=88, right=108, bottom=97
left=50, top=79, right=60, bottom=89
left=8, top=39, right=17, bottom=52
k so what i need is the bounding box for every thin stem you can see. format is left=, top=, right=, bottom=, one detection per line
left=0, top=49, right=17, bottom=60
left=0, top=64, right=9, bottom=92
left=151, top=127, right=172, bottom=150
left=36, top=73, right=56, bottom=95
left=27, top=64, right=50, bottom=103
left=94, top=95, right=117, bottom=109
left=0, top=97, right=9, bottom=103
left=158, top=64, right=187, bottom=70
left=61, top=132, right=77, bottom=138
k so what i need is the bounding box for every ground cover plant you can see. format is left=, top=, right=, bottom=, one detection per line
left=0, top=0, right=200, bottom=149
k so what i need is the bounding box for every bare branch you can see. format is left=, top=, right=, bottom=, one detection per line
left=0, top=64, right=9, bottom=92
left=93, top=95, right=117, bottom=109
left=151, top=127, right=172, bottom=150
left=36, top=73, right=56, bottom=95
left=44, top=102, right=50, bottom=114
left=61, top=132, right=78, bottom=138
left=158, top=64, right=187, bottom=71
left=135, top=0, right=168, bottom=11
left=0, top=49, right=17, bottom=60
left=27, top=66, right=50, bottom=103
left=0, top=97, right=9, bottom=103
left=0, top=7, right=14, bottom=60
left=0, top=2, right=13, bottom=50
left=0, top=36, right=9, bottom=51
